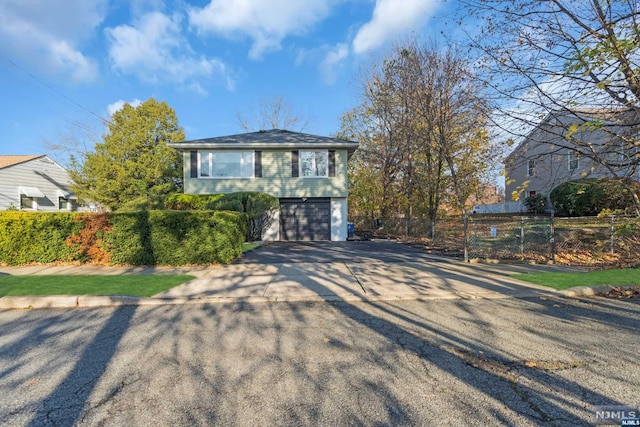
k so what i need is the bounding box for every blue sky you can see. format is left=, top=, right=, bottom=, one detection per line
left=0, top=0, right=456, bottom=162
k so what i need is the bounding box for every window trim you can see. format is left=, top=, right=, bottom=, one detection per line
left=198, top=150, right=255, bottom=179
left=299, top=149, right=329, bottom=178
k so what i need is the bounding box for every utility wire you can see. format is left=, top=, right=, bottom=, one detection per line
left=1, top=54, right=113, bottom=127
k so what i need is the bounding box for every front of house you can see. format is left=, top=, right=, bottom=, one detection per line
left=170, top=129, right=359, bottom=241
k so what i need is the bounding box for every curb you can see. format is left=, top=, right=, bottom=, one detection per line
left=0, top=290, right=558, bottom=311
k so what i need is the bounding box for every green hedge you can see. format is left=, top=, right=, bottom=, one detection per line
left=0, top=210, right=246, bottom=266
left=106, top=210, right=246, bottom=265
left=165, top=192, right=279, bottom=241
left=0, top=212, right=84, bottom=265
left=551, top=178, right=640, bottom=216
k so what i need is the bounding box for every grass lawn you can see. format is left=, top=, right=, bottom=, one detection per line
left=0, top=275, right=195, bottom=297
left=242, top=242, right=262, bottom=252
left=512, top=268, right=640, bottom=290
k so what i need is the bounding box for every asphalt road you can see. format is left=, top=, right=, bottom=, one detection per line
left=1, top=296, right=638, bottom=426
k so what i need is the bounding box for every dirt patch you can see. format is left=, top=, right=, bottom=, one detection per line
left=597, top=286, right=640, bottom=299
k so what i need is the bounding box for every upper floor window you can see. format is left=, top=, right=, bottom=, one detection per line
left=300, top=150, right=328, bottom=177
left=527, top=159, right=535, bottom=177
left=199, top=151, right=254, bottom=178
left=568, top=151, right=579, bottom=170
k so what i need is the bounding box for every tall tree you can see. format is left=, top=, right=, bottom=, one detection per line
left=457, top=0, right=640, bottom=215
left=237, top=96, right=311, bottom=131
left=71, top=98, right=185, bottom=210
left=342, top=39, right=494, bottom=248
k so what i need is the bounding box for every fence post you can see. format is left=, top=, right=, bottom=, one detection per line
left=610, top=215, right=615, bottom=254
left=520, top=218, right=525, bottom=255
left=549, top=211, right=555, bottom=264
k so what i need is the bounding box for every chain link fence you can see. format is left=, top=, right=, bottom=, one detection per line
left=351, top=215, right=640, bottom=267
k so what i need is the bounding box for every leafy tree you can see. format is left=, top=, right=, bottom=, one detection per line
left=456, top=0, right=640, bottom=215
left=71, top=98, right=185, bottom=210
left=341, top=38, right=495, bottom=259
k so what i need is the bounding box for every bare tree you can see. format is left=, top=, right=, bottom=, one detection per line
left=237, top=96, right=311, bottom=132
left=457, top=0, right=640, bottom=215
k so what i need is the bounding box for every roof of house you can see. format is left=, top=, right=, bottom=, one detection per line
left=169, top=129, right=359, bottom=153
left=0, top=155, right=44, bottom=170
left=503, top=108, right=638, bottom=163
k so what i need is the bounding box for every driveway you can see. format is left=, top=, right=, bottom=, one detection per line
left=156, top=241, right=575, bottom=301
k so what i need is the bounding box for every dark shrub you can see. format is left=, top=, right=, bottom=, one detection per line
left=551, top=178, right=640, bottom=216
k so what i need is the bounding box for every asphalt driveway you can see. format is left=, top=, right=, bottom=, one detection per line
left=156, top=241, right=576, bottom=301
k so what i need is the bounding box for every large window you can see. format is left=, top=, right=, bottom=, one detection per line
left=527, top=159, right=535, bottom=177
left=199, top=151, right=254, bottom=178
left=300, top=150, right=328, bottom=177
left=568, top=152, right=579, bottom=170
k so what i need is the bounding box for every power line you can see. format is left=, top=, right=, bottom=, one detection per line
left=1, top=54, right=113, bottom=127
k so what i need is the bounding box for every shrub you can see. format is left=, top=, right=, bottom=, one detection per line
left=106, top=210, right=246, bottom=265
left=0, top=212, right=84, bottom=265
left=524, top=194, right=548, bottom=214
left=551, top=178, right=640, bottom=216
left=164, top=194, right=225, bottom=210
left=164, top=192, right=279, bottom=241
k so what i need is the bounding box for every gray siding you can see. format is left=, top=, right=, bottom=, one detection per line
left=183, top=149, right=349, bottom=198
left=0, top=157, right=82, bottom=211
left=505, top=116, right=633, bottom=201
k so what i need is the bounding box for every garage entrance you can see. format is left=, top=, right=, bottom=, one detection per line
left=279, top=198, right=331, bottom=241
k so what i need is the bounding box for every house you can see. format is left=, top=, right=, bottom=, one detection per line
left=504, top=109, right=640, bottom=202
left=0, top=155, right=85, bottom=211
left=169, top=129, right=359, bottom=241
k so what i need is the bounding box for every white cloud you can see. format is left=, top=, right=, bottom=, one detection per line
left=107, top=99, right=143, bottom=116
left=320, top=43, right=349, bottom=84
left=353, top=0, right=438, bottom=54
left=106, top=12, right=231, bottom=94
left=0, top=0, right=106, bottom=82
left=188, top=0, right=335, bottom=60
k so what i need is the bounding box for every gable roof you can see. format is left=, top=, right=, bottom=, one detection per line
left=503, top=108, right=638, bottom=163
left=0, top=155, right=44, bottom=170
left=169, top=129, right=359, bottom=154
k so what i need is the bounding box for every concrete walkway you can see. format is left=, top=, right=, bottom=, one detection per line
left=0, top=241, right=585, bottom=309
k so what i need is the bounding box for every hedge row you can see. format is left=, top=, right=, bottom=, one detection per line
left=0, top=210, right=246, bottom=266
left=0, top=212, right=83, bottom=265
left=165, top=192, right=278, bottom=241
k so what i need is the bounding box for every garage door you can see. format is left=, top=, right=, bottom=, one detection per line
left=280, top=198, right=330, bottom=241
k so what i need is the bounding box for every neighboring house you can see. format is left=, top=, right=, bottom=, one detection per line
left=0, top=155, right=85, bottom=211
left=169, top=129, right=359, bottom=241
left=504, top=109, right=640, bottom=202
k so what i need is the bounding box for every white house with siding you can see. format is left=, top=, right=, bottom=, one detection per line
left=169, top=129, right=359, bottom=241
left=0, top=155, right=85, bottom=211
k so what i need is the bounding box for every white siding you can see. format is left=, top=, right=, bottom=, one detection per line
left=331, top=198, right=347, bottom=241
left=262, top=209, right=280, bottom=241
left=0, top=157, right=83, bottom=211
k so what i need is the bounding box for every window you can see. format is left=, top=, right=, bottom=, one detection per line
left=300, top=150, right=328, bottom=177
left=526, top=191, right=537, bottom=198
left=59, top=197, right=70, bottom=210
left=199, top=151, right=254, bottom=178
left=20, top=194, right=35, bottom=210
left=527, top=159, right=535, bottom=177
left=568, top=152, right=579, bottom=170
